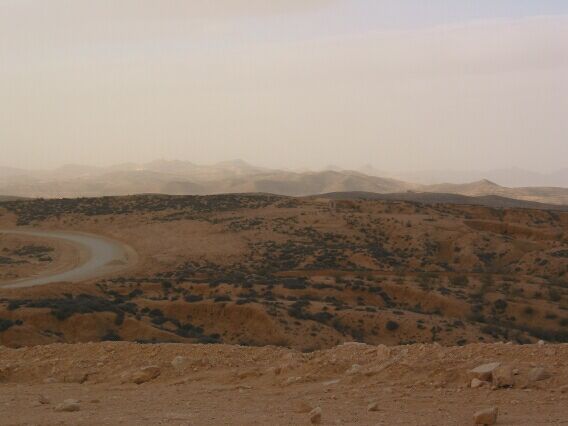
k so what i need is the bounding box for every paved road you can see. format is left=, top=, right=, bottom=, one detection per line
left=0, top=229, right=136, bottom=288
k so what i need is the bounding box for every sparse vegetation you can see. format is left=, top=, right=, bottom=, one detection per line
left=1, top=193, right=567, bottom=349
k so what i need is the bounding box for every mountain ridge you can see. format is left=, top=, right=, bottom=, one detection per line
left=1, top=160, right=567, bottom=205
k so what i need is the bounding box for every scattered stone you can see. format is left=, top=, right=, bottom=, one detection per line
left=38, top=394, right=50, bottom=405
left=129, top=366, right=161, bottom=384
left=283, top=376, right=302, bottom=386
left=309, top=407, right=322, bottom=424
left=528, top=367, right=551, bottom=383
left=471, top=378, right=489, bottom=389
left=473, top=407, right=498, bottom=425
left=171, top=356, right=188, bottom=372
left=54, top=399, right=80, bottom=412
left=558, top=385, right=568, bottom=394
left=346, top=364, right=362, bottom=375
left=470, top=363, right=501, bottom=382
left=367, top=401, right=380, bottom=412
left=537, top=340, right=545, bottom=346
left=492, top=365, right=514, bottom=388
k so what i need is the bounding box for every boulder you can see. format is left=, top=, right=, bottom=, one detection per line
left=470, top=362, right=501, bottom=382
left=367, top=401, right=380, bottom=412
left=528, top=367, right=551, bottom=383
left=38, top=394, right=50, bottom=405
left=473, top=407, right=498, bottom=425
left=130, top=366, right=161, bottom=384
left=492, top=365, right=514, bottom=388
left=471, top=378, right=489, bottom=389
left=171, top=356, right=188, bottom=372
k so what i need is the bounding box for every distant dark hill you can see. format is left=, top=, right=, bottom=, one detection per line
left=0, top=195, right=27, bottom=202
left=316, top=191, right=568, bottom=211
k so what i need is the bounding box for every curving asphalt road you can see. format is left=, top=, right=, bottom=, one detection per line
left=0, top=229, right=136, bottom=289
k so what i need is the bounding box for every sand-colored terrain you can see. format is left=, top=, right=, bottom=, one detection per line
left=1, top=341, right=567, bottom=425
left=0, top=230, right=136, bottom=288
left=0, top=232, right=81, bottom=285
left=0, top=194, right=566, bottom=424
left=0, top=194, right=566, bottom=350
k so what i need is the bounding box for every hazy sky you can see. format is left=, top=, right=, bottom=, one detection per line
left=1, top=1, right=567, bottom=172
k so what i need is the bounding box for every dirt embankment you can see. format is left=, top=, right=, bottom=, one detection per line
left=0, top=342, right=567, bottom=425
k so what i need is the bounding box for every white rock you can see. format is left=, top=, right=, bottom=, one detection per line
left=171, top=356, right=188, bottom=372
left=528, top=367, right=551, bottom=382
left=470, top=362, right=501, bottom=382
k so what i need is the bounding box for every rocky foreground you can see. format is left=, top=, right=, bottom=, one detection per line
left=1, top=342, right=567, bottom=425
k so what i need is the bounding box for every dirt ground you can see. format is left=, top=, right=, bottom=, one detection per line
left=1, top=341, right=567, bottom=425
left=0, top=233, right=82, bottom=285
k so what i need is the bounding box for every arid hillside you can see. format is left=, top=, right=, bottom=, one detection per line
left=0, top=194, right=567, bottom=350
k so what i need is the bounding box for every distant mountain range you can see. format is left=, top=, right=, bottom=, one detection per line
left=360, top=166, right=568, bottom=188
left=1, top=160, right=567, bottom=205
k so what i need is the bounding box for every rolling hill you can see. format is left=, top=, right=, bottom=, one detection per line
left=317, top=191, right=568, bottom=211
left=0, top=161, right=567, bottom=205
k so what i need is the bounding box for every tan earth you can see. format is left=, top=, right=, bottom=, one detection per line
left=0, top=194, right=566, bottom=424
left=0, top=195, right=566, bottom=350
left=0, top=232, right=82, bottom=285
left=1, top=341, right=567, bottom=425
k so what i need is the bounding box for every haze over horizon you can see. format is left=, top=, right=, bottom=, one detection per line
left=2, top=1, right=567, bottom=173
left=1, top=158, right=567, bottom=187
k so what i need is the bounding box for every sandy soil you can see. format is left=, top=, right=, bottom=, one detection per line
left=1, top=342, right=567, bottom=425
left=0, top=230, right=137, bottom=288
left=0, top=233, right=82, bottom=285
